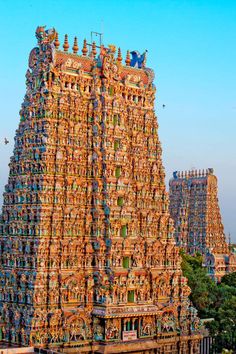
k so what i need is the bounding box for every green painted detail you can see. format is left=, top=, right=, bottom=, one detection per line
left=121, top=225, right=127, bottom=237
left=115, top=166, right=121, bottom=178
left=128, top=290, right=134, bottom=303
left=117, top=196, right=124, bottom=207
left=113, top=115, right=118, bottom=125
left=123, top=257, right=129, bottom=269
left=109, top=86, right=114, bottom=96
left=114, top=140, right=120, bottom=151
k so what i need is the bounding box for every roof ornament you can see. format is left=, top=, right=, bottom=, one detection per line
left=63, top=34, right=69, bottom=52
left=108, top=44, right=116, bottom=54
left=173, top=171, right=178, bottom=179
left=117, top=47, right=122, bottom=63
left=130, top=50, right=147, bottom=68
left=54, top=32, right=60, bottom=49
left=125, top=50, right=131, bottom=66
left=82, top=39, right=88, bottom=56
left=72, top=37, right=79, bottom=54
left=91, top=41, right=97, bottom=58
left=35, top=26, right=56, bottom=44
left=208, top=168, right=214, bottom=175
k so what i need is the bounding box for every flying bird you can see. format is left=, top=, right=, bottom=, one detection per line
left=4, top=138, right=9, bottom=145
left=162, top=104, right=166, bottom=109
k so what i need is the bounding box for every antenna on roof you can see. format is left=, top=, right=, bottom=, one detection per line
left=91, top=31, right=103, bottom=47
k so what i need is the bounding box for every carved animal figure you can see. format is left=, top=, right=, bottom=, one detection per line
left=130, top=50, right=147, bottom=68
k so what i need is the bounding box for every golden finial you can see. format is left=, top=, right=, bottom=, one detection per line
left=117, top=47, right=122, bottom=63
left=82, top=39, right=88, bottom=56
left=125, top=50, right=131, bottom=66
left=72, top=37, right=79, bottom=54
left=63, top=34, right=69, bottom=52
left=54, top=32, right=60, bottom=49
left=92, top=41, right=97, bottom=57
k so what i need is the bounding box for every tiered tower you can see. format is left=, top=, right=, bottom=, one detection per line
left=0, top=27, right=201, bottom=353
left=169, top=169, right=235, bottom=281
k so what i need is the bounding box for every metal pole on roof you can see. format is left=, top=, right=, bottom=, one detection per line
left=91, top=31, right=103, bottom=47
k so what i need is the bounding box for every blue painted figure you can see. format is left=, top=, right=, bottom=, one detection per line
left=130, top=50, right=147, bottom=68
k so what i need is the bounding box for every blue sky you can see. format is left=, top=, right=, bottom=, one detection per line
left=0, top=0, right=235, bottom=240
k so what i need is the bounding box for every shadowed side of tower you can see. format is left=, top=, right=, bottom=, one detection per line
left=0, top=27, right=202, bottom=353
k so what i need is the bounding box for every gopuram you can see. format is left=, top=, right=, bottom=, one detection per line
left=0, top=27, right=201, bottom=353
left=169, top=169, right=236, bottom=281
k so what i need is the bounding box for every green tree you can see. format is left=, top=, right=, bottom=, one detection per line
left=181, top=251, right=217, bottom=318
left=208, top=296, right=236, bottom=352
left=221, top=272, right=236, bottom=288
left=180, top=252, right=236, bottom=352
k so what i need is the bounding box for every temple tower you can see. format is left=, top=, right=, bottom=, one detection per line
left=169, top=169, right=234, bottom=281
left=0, top=27, right=201, bottom=353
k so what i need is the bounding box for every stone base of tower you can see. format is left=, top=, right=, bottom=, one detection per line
left=0, top=342, right=35, bottom=354
left=41, top=335, right=202, bottom=354
left=48, top=335, right=201, bottom=354
left=91, top=336, right=201, bottom=354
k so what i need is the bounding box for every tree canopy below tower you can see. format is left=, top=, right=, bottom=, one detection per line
left=181, top=251, right=236, bottom=351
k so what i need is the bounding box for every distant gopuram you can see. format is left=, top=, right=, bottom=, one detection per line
left=169, top=168, right=236, bottom=281
left=0, top=27, right=201, bottom=352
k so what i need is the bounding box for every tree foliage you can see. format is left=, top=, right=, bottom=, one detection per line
left=180, top=251, right=217, bottom=318
left=221, top=272, right=236, bottom=288
left=180, top=251, right=236, bottom=352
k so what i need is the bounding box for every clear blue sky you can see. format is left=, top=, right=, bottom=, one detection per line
left=0, top=0, right=235, bottom=241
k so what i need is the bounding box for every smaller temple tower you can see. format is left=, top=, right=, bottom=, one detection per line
left=169, top=168, right=236, bottom=281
